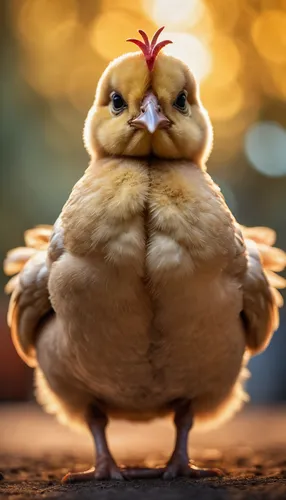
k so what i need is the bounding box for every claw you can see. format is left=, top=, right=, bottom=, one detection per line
left=61, top=464, right=124, bottom=483
left=163, top=461, right=224, bottom=480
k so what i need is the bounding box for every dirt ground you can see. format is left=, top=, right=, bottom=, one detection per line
left=0, top=403, right=286, bottom=499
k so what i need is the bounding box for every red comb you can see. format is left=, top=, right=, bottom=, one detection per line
left=126, top=26, right=172, bottom=72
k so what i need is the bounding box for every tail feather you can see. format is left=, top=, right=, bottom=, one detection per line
left=271, top=287, right=284, bottom=308
left=265, top=269, right=286, bottom=289
left=240, top=225, right=286, bottom=309
left=24, top=225, right=53, bottom=250
left=4, top=275, right=20, bottom=295
left=4, top=247, right=38, bottom=276
left=240, top=226, right=276, bottom=246
left=255, top=244, right=286, bottom=273
left=4, top=225, right=53, bottom=295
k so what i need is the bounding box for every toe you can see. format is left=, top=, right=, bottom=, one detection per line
left=62, top=463, right=125, bottom=483
left=189, top=466, right=224, bottom=478
left=61, top=473, right=73, bottom=484
left=61, top=467, right=96, bottom=484
left=163, top=462, right=224, bottom=480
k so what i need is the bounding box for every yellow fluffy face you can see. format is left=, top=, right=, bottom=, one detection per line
left=84, top=52, right=212, bottom=163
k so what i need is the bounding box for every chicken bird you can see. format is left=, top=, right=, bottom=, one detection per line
left=4, top=27, right=286, bottom=481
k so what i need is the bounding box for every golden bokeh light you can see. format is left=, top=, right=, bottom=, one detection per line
left=15, top=0, right=78, bottom=47
left=21, top=59, right=64, bottom=99
left=209, top=35, right=241, bottom=87
left=89, top=11, right=155, bottom=61
left=201, top=81, right=243, bottom=121
left=102, top=0, right=145, bottom=14
left=7, top=0, right=286, bottom=174
left=66, top=65, right=103, bottom=112
left=207, top=0, right=239, bottom=33
left=142, top=0, right=205, bottom=30
left=163, top=32, right=212, bottom=83
left=252, top=10, right=286, bottom=64
left=272, top=64, right=286, bottom=99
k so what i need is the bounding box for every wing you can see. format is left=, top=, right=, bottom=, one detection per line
left=7, top=251, right=51, bottom=367
left=239, top=225, right=286, bottom=355
left=4, top=222, right=64, bottom=367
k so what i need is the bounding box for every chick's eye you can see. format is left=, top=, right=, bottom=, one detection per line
left=111, top=92, right=126, bottom=113
left=174, top=91, right=188, bottom=112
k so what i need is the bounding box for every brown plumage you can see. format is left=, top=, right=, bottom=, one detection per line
left=4, top=28, right=286, bottom=481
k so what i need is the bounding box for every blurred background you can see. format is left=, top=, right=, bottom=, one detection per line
left=0, top=0, right=285, bottom=404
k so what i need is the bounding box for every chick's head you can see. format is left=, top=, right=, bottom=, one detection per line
left=84, top=29, right=212, bottom=165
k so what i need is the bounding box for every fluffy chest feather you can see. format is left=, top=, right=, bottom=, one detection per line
left=147, top=162, right=236, bottom=278
left=61, top=158, right=236, bottom=273
left=49, top=158, right=244, bottom=410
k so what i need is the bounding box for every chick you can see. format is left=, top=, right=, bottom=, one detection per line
left=4, top=27, right=286, bottom=481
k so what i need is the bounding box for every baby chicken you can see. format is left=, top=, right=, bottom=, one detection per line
left=4, top=27, right=286, bottom=481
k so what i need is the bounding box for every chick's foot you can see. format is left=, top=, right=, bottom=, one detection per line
left=62, top=403, right=124, bottom=483
left=163, top=399, right=224, bottom=480
left=163, top=457, right=223, bottom=480
left=62, top=460, right=124, bottom=483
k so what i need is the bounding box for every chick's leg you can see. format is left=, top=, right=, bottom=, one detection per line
left=62, top=404, right=123, bottom=482
left=163, top=400, right=223, bottom=479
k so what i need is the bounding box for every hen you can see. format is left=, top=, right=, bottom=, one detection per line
left=4, top=27, right=286, bottom=481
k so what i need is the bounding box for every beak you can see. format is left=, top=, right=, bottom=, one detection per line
left=130, top=92, right=171, bottom=134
